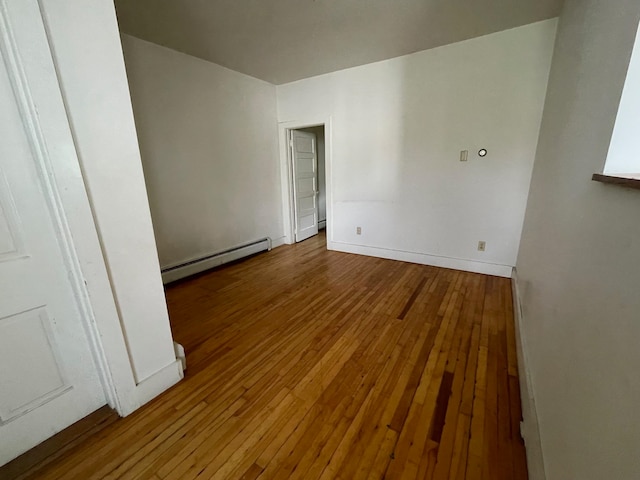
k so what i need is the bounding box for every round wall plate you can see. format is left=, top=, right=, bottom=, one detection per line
left=478, top=148, right=488, bottom=157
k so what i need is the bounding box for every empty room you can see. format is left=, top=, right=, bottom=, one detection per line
left=1, top=0, right=639, bottom=479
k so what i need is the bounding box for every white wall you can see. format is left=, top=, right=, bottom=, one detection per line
left=277, top=20, right=557, bottom=277
left=604, top=22, right=640, bottom=175
left=40, top=0, right=181, bottom=409
left=121, top=35, right=283, bottom=269
left=517, top=1, right=640, bottom=478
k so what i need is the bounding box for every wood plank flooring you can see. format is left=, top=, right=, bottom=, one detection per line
left=26, top=232, right=528, bottom=479
left=0, top=406, right=119, bottom=480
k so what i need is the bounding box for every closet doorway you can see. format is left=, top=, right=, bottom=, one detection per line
left=283, top=122, right=330, bottom=244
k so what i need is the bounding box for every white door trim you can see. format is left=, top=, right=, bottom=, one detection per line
left=278, top=116, right=333, bottom=245
left=0, top=0, right=136, bottom=415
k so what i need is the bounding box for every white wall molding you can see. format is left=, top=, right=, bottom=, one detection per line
left=511, top=268, right=546, bottom=480
left=37, top=0, right=183, bottom=416
left=42, top=5, right=178, bottom=385
left=174, top=342, right=186, bottom=371
left=270, top=236, right=287, bottom=249
left=133, top=360, right=183, bottom=409
left=329, top=240, right=513, bottom=277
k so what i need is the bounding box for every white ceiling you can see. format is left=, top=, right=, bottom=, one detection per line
left=115, top=0, right=563, bottom=85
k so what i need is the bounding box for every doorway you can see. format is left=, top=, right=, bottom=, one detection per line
left=280, top=120, right=331, bottom=246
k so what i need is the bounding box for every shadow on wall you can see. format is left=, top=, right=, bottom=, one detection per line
left=120, top=35, right=283, bottom=270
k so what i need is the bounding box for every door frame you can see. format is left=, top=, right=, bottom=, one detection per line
left=0, top=0, right=136, bottom=417
left=278, top=116, right=333, bottom=245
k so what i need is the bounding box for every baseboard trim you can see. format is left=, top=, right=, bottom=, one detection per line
left=318, top=219, right=326, bottom=230
left=327, top=241, right=513, bottom=277
left=270, top=236, right=287, bottom=249
left=511, top=269, right=547, bottom=480
left=174, top=342, right=186, bottom=372
left=134, top=360, right=183, bottom=410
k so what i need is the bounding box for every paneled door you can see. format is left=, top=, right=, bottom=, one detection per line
left=0, top=0, right=106, bottom=465
left=291, top=130, right=319, bottom=242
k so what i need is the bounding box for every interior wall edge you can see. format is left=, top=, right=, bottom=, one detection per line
left=511, top=268, right=547, bottom=480
left=125, top=359, right=183, bottom=416
left=270, top=236, right=287, bottom=249
left=121, top=34, right=283, bottom=269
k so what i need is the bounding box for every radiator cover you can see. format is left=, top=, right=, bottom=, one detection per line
left=161, top=238, right=271, bottom=284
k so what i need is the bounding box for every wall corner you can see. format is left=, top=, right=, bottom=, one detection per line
left=511, top=268, right=547, bottom=480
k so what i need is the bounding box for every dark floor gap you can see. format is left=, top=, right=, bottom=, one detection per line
left=429, top=371, right=454, bottom=443
left=398, top=277, right=428, bottom=320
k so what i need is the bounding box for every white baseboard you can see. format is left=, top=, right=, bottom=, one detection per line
left=327, top=241, right=513, bottom=277
left=134, top=360, right=184, bottom=409
left=511, top=269, right=547, bottom=480
left=318, top=219, right=326, bottom=230
left=270, top=236, right=287, bottom=249
left=174, top=342, right=186, bottom=371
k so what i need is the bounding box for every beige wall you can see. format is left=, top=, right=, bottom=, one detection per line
left=517, top=0, right=640, bottom=478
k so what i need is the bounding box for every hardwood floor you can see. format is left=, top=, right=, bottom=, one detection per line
left=0, top=406, right=119, bottom=480
left=27, top=232, right=527, bottom=479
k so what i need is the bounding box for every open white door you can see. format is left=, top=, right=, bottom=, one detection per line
left=0, top=0, right=106, bottom=465
left=291, top=130, right=319, bottom=242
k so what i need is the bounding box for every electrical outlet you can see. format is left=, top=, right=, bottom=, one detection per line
left=477, top=241, right=486, bottom=252
left=460, top=150, right=469, bottom=162
left=356, top=227, right=362, bottom=235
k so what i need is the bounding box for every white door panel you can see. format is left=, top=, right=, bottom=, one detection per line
left=0, top=309, right=68, bottom=421
left=292, top=130, right=319, bottom=242
left=0, top=0, right=106, bottom=465
left=0, top=194, right=19, bottom=255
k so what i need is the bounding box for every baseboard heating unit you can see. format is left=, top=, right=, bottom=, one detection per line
left=161, top=237, right=272, bottom=284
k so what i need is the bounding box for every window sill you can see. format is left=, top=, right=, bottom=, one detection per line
left=592, top=173, right=640, bottom=190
